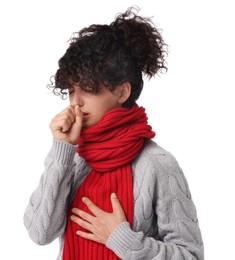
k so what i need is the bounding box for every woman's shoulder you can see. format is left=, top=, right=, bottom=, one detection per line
left=141, top=139, right=169, bottom=156
left=132, top=139, right=183, bottom=178
left=132, top=140, right=192, bottom=200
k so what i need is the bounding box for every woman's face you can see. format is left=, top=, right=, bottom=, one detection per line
left=68, top=85, right=122, bottom=128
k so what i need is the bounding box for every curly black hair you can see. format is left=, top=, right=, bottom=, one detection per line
left=49, top=7, right=168, bottom=107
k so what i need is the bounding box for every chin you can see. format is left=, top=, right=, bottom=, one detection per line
left=82, top=122, right=92, bottom=128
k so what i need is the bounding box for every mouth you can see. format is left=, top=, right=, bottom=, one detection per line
left=82, top=112, right=89, bottom=121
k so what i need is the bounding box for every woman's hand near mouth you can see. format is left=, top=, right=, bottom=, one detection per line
left=50, top=105, right=83, bottom=145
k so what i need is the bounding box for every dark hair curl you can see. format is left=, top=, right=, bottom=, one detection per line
left=49, top=6, right=168, bottom=107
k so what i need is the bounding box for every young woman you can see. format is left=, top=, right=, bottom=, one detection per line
left=24, top=7, right=204, bottom=260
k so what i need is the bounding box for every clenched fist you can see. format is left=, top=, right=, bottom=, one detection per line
left=50, top=105, right=83, bottom=145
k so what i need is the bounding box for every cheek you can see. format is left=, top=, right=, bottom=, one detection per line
left=95, top=109, right=107, bottom=121
left=90, top=95, right=119, bottom=117
left=99, top=103, right=117, bottom=115
left=92, top=105, right=111, bottom=123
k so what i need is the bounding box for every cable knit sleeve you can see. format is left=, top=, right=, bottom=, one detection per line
left=106, top=143, right=204, bottom=259
left=23, top=139, right=89, bottom=245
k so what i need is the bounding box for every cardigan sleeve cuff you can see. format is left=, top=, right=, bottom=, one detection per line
left=47, top=139, right=77, bottom=166
left=106, top=221, right=141, bottom=258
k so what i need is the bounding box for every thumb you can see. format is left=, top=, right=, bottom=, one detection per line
left=73, top=105, right=83, bottom=127
left=74, top=105, right=83, bottom=118
left=69, top=105, right=83, bottom=144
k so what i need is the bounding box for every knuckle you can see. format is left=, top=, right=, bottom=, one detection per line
left=79, top=211, right=86, bottom=218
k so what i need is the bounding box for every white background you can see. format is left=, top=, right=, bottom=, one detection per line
left=0, top=0, right=234, bottom=259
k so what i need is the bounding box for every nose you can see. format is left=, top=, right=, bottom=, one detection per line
left=69, top=87, right=84, bottom=107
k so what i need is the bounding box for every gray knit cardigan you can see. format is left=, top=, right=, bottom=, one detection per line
left=23, top=139, right=204, bottom=259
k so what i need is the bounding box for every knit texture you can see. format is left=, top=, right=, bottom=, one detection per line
left=23, top=139, right=204, bottom=260
left=62, top=104, right=155, bottom=259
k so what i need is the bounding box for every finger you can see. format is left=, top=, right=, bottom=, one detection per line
left=54, top=106, right=75, bottom=121
left=74, top=105, right=83, bottom=117
left=70, top=215, right=93, bottom=232
left=76, top=231, right=97, bottom=242
left=73, top=105, right=83, bottom=128
left=68, top=107, right=83, bottom=141
left=51, top=107, right=75, bottom=129
left=62, top=106, right=76, bottom=123
left=82, top=197, right=104, bottom=217
left=60, top=118, right=74, bottom=133
left=111, top=193, right=125, bottom=216
left=51, top=117, right=72, bottom=133
left=72, top=208, right=95, bottom=224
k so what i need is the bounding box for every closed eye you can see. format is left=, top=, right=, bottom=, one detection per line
left=68, top=87, right=74, bottom=95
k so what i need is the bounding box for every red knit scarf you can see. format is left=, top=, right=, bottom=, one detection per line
left=62, top=103, right=155, bottom=260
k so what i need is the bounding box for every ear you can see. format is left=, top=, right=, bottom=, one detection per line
left=117, top=82, right=131, bottom=104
